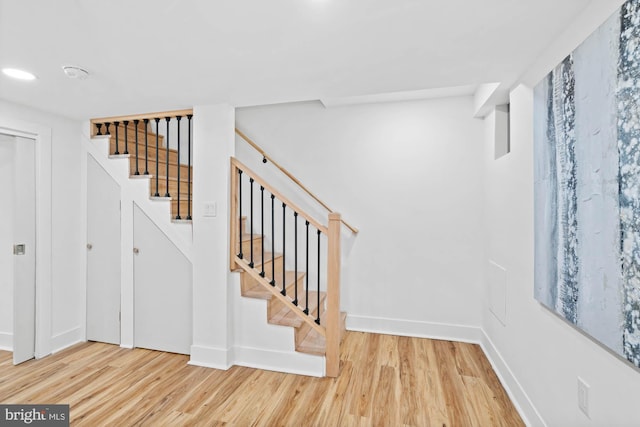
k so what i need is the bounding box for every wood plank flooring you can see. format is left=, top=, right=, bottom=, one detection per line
left=0, top=332, right=524, bottom=426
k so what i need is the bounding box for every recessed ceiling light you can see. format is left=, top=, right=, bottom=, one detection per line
left=2, top=68, right=37, bottom=81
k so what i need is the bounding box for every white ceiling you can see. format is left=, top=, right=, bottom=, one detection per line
left=0, top=0, right=595, bottom=120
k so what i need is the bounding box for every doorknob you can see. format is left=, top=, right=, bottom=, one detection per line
left=86, top=243, right=93, bottom=250
left=133, top=247, right=139, bottom=254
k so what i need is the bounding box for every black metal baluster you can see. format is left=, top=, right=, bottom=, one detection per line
left=154, top=118, right=160, bottom=197
left=282, top=203, right=287, bottom=296
left=175, top=116, right=182, bottom=220
left=293, top=212, right=298, bottom=306
left=238, top=170, right=243, bottom=259
left=123, top=120, right=129, bottom=155
left=187, top=114, right=193, bottom=220
left=304, top=220, right=310, bottom=315
left=165, top=117, right=171, bottom=198
left=133, top=120, right=140, bottom=175
left=105, top=122, right=111, bottom=135
left=249, top=178, right=254, bottom=268
left=114, top=121, right=120, bottom=154
left=270, top=194, right=276, bottom=286
left=143, top=119, right=149, bottom=175
left=260, top=186, right=265, bottom=277
left=96, top=123, right=103, bottom=135
left=316, top=229, right=321, bottom=325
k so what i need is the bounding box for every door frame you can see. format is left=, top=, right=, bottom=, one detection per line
left=0, top=118, right=52, bottom=359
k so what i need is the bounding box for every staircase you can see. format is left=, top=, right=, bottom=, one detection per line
left=230, top=155, right=353, bottom=377
left=88, top=110, right=353, bottom=378
left=235, top=215, right=347, bottom=357
left=92, top=113, right=193, bottom=221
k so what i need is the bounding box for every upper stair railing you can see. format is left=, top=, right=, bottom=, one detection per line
left=235, top=128, right=359, bottom=234
left=90, top=109, right=193, bottom=220
left=230, top=157, right=343, bottom=377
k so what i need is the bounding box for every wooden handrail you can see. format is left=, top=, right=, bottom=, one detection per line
left=231, top=157, right=328, bottom=235
left=235, top=128, right=359, bottom=234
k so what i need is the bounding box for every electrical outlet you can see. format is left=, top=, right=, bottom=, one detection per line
left=577, top=377, right=590, bottom=418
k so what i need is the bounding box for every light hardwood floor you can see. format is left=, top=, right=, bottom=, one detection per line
left=0, top=332, right=524, bottom=426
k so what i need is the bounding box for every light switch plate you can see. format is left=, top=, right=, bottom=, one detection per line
left=204, top=202, right=217, bottom=217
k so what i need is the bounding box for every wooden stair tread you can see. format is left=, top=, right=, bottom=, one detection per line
left=296, top=329, right=325, bottom=355
left=237, top=251, right=282, bottom=268
left=242, top=271, right=303, bottom=300
left=295, top=312, right=347, bottom=356
left=268, top=291, right=324, bottom=328
left=241, top=232, right=263, bottom=242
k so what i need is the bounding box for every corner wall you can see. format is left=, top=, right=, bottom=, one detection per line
left=236, top=97, right=484, bottom=340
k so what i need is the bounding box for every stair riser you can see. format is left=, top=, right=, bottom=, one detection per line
left=268, top=283, right=318, bottom=321
left=294, top=305, right=326, bottom=348
left=149, top=179, right=192, bottom=198
left=266, top=277, right=306, bottom=319
left=169, top=200, right=193, bottom=218
left=110, top=139, right=180, bottom=164
left=130, top=158, right=191, bottom=178
left=239, top=236, right=263, bottom=260
left=240, top=256, right=284, bottom=293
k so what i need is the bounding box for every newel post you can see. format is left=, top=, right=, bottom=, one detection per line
left=326, top=212, right=341, bottom=377
left=229, top=159, right=239, bottom=271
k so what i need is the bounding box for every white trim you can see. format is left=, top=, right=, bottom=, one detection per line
left=79, top=123, right=89, bottom=343
left=479, top=331, right=545, bottom=427
left=346, top=314, right=483, bottom=343
left=50, top=327, right=84, bottom=354
left=0, top=118, right=52, bottom=359
left=0, top=332, right=12, bottom=351
left=188, top=344, right=232, bottom=370
left=232, top=346, right=325, bottom=377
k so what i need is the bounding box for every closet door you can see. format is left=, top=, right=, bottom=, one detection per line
left=133, top=205, right=191, bottom=354
left=86, top=156, right=121, bottom=345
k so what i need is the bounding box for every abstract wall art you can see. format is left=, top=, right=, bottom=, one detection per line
left=534, top=0, right=640, bottom=368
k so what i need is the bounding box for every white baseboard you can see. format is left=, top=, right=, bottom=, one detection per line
left=347, top=314, right=483, bottom=343
left=479, top=331, right=545, bottom=427
left=232, top=346, right=325, bottom=377
left=51, top=327, right=84, bottom=353
left=346, top=314, right=541, bottom=426
left=189, top=344, right=232, bottom=370
left=0, top=332, right=12, bottom=351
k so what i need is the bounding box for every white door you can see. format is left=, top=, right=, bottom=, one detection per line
left=133, top=205, right=191, bottom=354
left=0, top=135, right=37, bottom=365
left=86, top=156, right=121, bottom=344
left=0, top=135, right=15, bottom=353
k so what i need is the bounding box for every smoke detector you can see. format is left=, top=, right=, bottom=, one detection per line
left=62, top=65, right=89, bottom=80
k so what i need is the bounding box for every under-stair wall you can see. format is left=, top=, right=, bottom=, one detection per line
left=82, top=118, right=194, bottom=349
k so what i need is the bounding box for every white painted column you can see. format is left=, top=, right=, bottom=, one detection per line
left=189, top=104, right=236, bottom=368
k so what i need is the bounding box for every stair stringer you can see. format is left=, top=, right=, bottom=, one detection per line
left=86, top=135, right=193, bottom=260
left=230, top=282, right=325, bottom=377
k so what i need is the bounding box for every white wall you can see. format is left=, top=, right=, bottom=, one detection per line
left=0, top=99, right=84, bottom=353
left=482, top=85, right=640, bottom=427
left=189, top=104, right=237, bottom=368
left=236, top=97, right=484, bottom=340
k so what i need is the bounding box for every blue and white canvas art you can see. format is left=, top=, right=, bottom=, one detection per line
left=534, top=0, right=640, bottom=368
